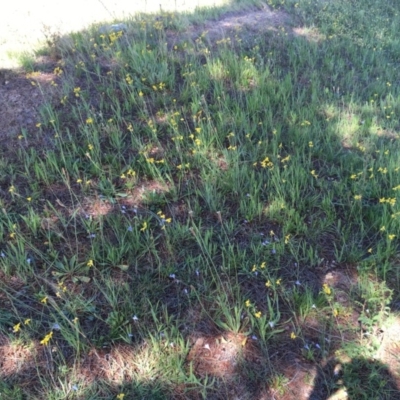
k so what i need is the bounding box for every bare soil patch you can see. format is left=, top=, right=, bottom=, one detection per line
left=0, top=66, right=60, bottom=160
left=202, top=6, right=290, bottom=37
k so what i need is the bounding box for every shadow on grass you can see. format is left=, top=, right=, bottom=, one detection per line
left=308, top=357, right=400, bottom=400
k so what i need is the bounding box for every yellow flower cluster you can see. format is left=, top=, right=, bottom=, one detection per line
left=177, top=163, right=190, bottom=170
left=377, top=167, right=388, bottom=174
left=157, top=211, right=172, bottom=224
left=13, top=319, right=31, bottom=333
left=252, top=261, right=266, bottom=272
left=56, top=281, right=67, bottom=297
left=265, top=278, right=281, bottom=288
left=40, top=331, right=53, bottom=345
left=253, top=157, right=274, bottom=169
left=121, top=168, right=136, bottom=179
left=379, top=197, right=396, bottom=206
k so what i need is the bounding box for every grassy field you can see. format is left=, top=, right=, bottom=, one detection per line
left=1, top=0, right=400, bottom=398
left=0, top=0, right=228, bottom=68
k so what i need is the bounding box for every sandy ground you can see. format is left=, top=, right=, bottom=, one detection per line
left=0, top=0, right=228, bottom=68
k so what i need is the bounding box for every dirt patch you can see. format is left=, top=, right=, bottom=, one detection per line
left=0, top=66, right=60, bottom=159
left=187, top=332, right=250, bottom=377
left=165, top=6, right=291, bottom=49
left=202, top=6, right=289, bottom=38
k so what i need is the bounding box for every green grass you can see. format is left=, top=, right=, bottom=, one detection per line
left=1, top=0, right=400, bottom=398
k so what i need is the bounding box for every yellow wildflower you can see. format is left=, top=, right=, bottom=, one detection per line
left=140, top=221, right=148, bottom=232
left=53, top=67, right=63, bottom=76
left=13, top=323, right=21, bottom=333
left=125, top=74, right=133, bottom=85
left=24, top=319, right=31, bottom=325
left=245, top=300, right=251, bottom=307
left=290, top=332, right=297, bottom=339
left=40, top=331, right=53, bottom=345
left=322, top=284, right=331, bottom=296
left=388, top=198, right=396, bottom=206
left=41, top=296, right=48, bottom=304
left=254, top=311, right=262, bottom=319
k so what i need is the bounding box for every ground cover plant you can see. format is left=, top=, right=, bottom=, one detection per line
left=1, top=0, right=400, bottom=398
